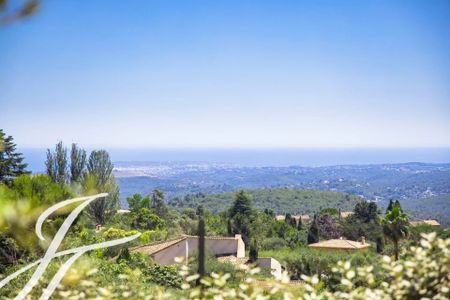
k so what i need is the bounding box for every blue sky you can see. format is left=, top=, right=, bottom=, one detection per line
left=1, top=0, right=450, bottom=148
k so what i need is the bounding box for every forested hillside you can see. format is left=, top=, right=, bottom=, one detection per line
left=403, top=194, right=450, bottom=226
left=168, top=188, right=362, bottom=214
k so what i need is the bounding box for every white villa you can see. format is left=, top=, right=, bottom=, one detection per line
left=131, top=234, right=282, bottom=278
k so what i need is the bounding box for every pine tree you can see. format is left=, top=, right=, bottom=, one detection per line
left=152, top=189, right=168, bottom=217
left=0, top=129, right=29, bottom=186
left=307, top=215, right=319, bottom=244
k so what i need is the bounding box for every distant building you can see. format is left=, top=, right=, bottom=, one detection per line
left=340, top=211, right=354, bottom=219
left=131, top=234, right=282, bottom=278
left=410, top=219, right=440, bottom=227
left=309, top=237, right=370, bottom=251
left=275, top=214, right=310, bottom=224
left=116, top=209, right=131, bottom=214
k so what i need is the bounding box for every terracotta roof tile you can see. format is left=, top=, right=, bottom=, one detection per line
left=410, top=219, right=440, bottom=227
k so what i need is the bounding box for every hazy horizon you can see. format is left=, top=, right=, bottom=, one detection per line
left=20, top=147, right=450, bottom=172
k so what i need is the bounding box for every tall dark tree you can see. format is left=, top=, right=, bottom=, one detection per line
left=228, top=190, right=255, bottom=244
left=386, top=199, right=395, bottom=213
left=285, top=213, right=292, bottom=225
left=394, top=200, right=403, bottom=212
left=0, top=129, right=29, bottom=186
left=84, top=150, right=119, bottom=224
left=197, top=205, right=206, bottom=285
left=227, top=219, right=233, bottom=235
left=317, top=214, right=342, bottom=239
left=376, top=236, right=384, bottom=254
left=297, top=216, right=303, bottom=230
left=307, top=215, right=319, bottom=244
left=45, top=141, right=68, bottom=185
left=249, top=239, right=259, bottom=263
left=70, top=143, right=86, bottom=183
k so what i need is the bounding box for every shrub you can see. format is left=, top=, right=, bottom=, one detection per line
left=260, top=237, right=288, bottom=250
left=133, top=208, right=164, bottom=230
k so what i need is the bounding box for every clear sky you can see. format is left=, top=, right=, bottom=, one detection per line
left=1, top=0, right=450, bottom=148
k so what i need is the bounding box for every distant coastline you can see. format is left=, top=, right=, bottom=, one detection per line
left=21, top=147, right=450, bottom=173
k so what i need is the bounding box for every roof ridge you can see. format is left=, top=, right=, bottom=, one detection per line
left=342, top=239, right=359, bottom=248
left=130, top=236, right=186, bottom=251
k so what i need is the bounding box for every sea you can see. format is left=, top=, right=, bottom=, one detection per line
left=20, top=147, right=450, bottom=173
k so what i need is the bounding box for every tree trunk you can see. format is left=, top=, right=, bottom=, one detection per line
left=394, top=240, right=399, bottom=261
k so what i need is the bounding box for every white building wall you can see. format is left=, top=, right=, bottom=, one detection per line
left=257, top=257, right=282, bottom=279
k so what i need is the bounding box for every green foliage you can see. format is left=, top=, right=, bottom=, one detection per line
left=127, top=193, right=151, bottom=212
left=320, top=207, right=338, bottom=216
left=132, top=208, right=164, bottom=230
left=260, top=237, right=288, bottom=250
left=0, top=129, right=29, bottom=186
left=151, top=189, right=169, bottom=218
left=228, top=190, right=256, bottom=244
left=175, top=189, right=362, bottom=215
left=84, top=150, right=119, bottom=225
left=353, top=201, right=379, bottom=223
left=102, top=227, right=139, bottom=239
left=70, top=143, right=87, bottom=184
left=139, top=230, right=166, bottom=244
left=145, top=264, right=182, bottom=288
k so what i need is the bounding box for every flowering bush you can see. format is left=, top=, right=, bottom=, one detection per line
left=1, top=233, right=448, bottom=299
left=174, top=233, right=450, bottom=300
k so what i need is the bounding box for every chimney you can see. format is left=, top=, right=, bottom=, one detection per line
left=234, top=234, right=242, bottom=240
left=361, top=236, right=366, bottom=244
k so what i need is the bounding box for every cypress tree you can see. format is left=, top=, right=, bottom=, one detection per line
left=0, top=129, right=29, bottom=186
left=394, top=200, right=403, bottom=212
left=249, top=239, right=259, bottom=263
left=227, top=219, right=233, bottom=235
left=386, top=199, right=394, bottom=213
left=376, top=236, right=384, bottom=254
left=297, top=216, right=303, bottom=230
left=197, top=205, right=206, bottom=285
left=285, top=213, right=292, bottom=226
left=307, top=215, right=319, bottom=244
